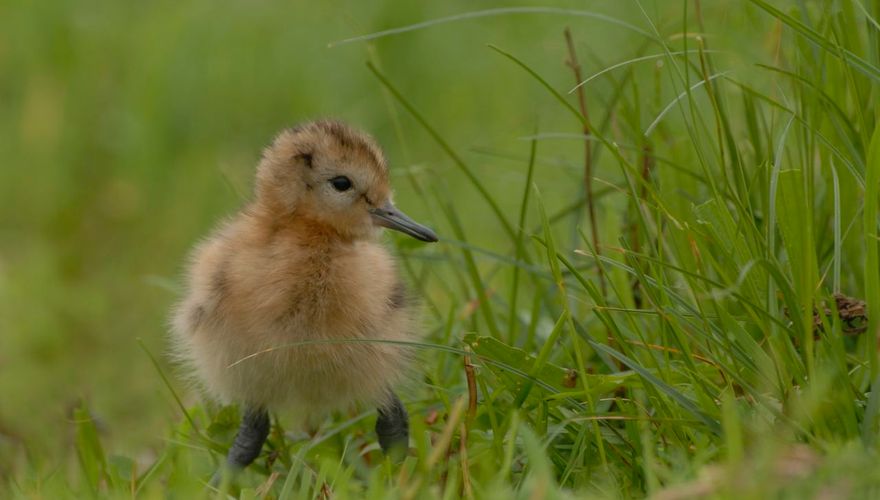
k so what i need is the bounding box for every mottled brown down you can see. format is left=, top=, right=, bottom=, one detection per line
left=171, top=120, right=422, bottom=425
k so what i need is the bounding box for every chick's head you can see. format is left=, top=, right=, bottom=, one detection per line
left=256, top=120, right=437, bottom=243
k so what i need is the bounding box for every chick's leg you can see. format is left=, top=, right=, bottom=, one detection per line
left=375, top=392, right=409, bottom=457
left=227, top=407, right=270, bottom=469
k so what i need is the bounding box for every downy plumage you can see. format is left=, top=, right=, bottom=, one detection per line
left=171, top=120, right=437, bottom=471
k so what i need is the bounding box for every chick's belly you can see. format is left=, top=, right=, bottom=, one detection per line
left=287, top=343, right=395, bottom=407
left=218, top=338, right=400, bottom=412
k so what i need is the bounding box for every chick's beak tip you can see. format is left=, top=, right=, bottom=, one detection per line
left=369, top=202, right=438, bottom=243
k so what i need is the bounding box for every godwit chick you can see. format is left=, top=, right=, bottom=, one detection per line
left=171, top=120, right=437, bottom=472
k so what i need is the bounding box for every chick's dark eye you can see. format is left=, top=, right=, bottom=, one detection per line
left=330, top=176, right=353, bottom=192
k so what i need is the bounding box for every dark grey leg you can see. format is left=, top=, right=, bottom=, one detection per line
left=209, top=407, right=270, bottom=487
left=375, top=392, right=409, bottom=457
left=227, top=407, right=270, bottom=469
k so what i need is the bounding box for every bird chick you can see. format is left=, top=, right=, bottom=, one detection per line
left=171, top=120, right=437, bottom=472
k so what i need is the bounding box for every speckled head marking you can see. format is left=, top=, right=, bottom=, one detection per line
left=314, top=120, right=387, bottom=174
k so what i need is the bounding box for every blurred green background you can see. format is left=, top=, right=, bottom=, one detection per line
left=0, top=0, right=774, bottom=476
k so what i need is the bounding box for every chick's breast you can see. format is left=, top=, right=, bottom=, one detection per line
left=172, top=230, right=417, bottom=417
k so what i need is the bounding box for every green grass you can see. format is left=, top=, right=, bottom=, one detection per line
left=3, top=0, right=880, bottom=497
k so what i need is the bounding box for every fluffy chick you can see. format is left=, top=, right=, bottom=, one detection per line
left=171, top=120, right=437, bottom=471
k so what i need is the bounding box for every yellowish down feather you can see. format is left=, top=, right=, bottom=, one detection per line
left=170, top=120, right=430, bottom=426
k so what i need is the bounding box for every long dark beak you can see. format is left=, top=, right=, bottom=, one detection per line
left=370, top=201, right=438, bottom=242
